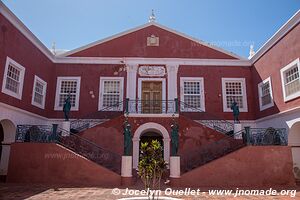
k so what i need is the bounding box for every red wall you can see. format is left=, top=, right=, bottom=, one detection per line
left=0, top=14, right=54, bottom=117
left=7, top=143, right=121, bottom=186
left=178, top=65, right=255, bottom=120
left=177, top=146, right=295, bottom=187
left=252, top=23, right=300, bottom=119
left=68, top=25, right=237, bottom=59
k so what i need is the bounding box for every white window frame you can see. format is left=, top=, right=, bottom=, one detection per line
left=180, top=77, right=205, bottom=112
left=1, top=57, right=25, bottom=100
left=31, top=75, right=47, bottom=109
left=280, top=58, right=300, bottom=102
left=222, top=78, right=248, bottom=112
left=258, top=77, right=274, bottom=111
left=98, top=77, right=124, bottom=111
left=54, top=76, right=81, bottom=111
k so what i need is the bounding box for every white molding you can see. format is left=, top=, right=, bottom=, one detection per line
left=221, top=78, right=248, bottom=112
left=180, top=77, right=205, bottom=112
left=1, top=57, right=25, bottom=100
left=54, top=76, right=81, bottom=111
left=132, top=122, right=170, bottom=169
left=258, top=77, right=274, bottom=111
left=166, top=64, right=179, bottom=103
left=31, top=75, right=47, bottom=109
left=280, top=58, right=300, bottom=102
left=98, top=76, right=124, bottom=111
left=55, top=57, right=251, bottom=66
left=251, top=10, right=300, bottom=63
left=126, top=113, right=179, bottom=118
left=60, top=22, right=243, bottom=59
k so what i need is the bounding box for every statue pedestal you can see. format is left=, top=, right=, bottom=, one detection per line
left=170, top=156, right=180, bottom=178
left=121, top=156, right=133, bottom=186
left=234, top=123, right=243, bottom=139
left=61, top=121, right=70, bottom=136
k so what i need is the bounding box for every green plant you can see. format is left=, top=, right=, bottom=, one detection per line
left=138, top=140, right=168, bottom=198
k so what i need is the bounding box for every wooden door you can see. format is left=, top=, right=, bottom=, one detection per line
left=142, top=81, right=162, bottom=113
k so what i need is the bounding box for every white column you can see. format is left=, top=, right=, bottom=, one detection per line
left=132, top=138, right=140, bottom=169
left=121, top=156, right=132, bottom=177
left=126, top=64, right=138, bottom=100
left=166, top=64, right=179, bottom=112
left=163, top=138, right=171, bottom=168
left=170, top=156, right=180, bottom=178
left=234, top=123, right=243, bottom=139
left=0, top=144, right=11, bottom=176
left=61, top=121, right=70, bottom=136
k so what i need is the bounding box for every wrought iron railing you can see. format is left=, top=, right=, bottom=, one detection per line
left=125, top=99, right=178, bottom=114
left=70, top=100, right=123, bottom=133
left=179, top=101, right=234, bottom=134
left=182, top=127, right=288, bottom=172
left=182, top=130, right=245, bottom=172
left=15, top=124, right=121, bottom=173
left=245, top=127, right=288, bottom=146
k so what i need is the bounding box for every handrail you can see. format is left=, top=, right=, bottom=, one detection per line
left=179, top=100, right=234, bottom=134
left=125, top=99, right=177, bottom=114
left=70, top=100, right=124, bottom=133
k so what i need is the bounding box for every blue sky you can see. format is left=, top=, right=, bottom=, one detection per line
left=2, top=0, right=300, bottom=58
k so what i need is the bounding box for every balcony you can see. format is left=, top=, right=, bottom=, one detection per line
left=125, top=98, right=178, bottom=116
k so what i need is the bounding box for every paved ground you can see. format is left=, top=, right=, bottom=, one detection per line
left=0, top=183, right=299, bottom=200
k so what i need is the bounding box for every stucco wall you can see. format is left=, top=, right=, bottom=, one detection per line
left=7, top=143, right=121, bottom=186
left=177, top=146, right=295, bottom=187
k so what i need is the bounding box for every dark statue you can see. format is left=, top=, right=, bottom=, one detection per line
left=123, top=119, right=132, bottom=156
left=231, top=100, right=240, bottom=123
left=171, top=118, right=179, bottom=156
left=63, top=95, right=71, bottom=121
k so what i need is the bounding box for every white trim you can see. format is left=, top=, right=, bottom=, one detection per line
left=251, top=10, right=300, bottom=63
left=127, top=113, right=179, bottom=118
left=126, top=64, right=138, bottom=99
left=54, top=76, right=81, bottom=111
left=98, top=77, right=124, bottom=111
left=221, top=78, right=248, bottom=112
left=55, top=57, right=251, bottom=66
left=180, top=77, right=205, bottom=112
left=258, top=77, right=274, bottom=111
left=280, top=58, right=300, bottom=102
left=1, top=57, right=25, bottom=100
left=60, top=22, right=243, bottom=59
left=132, top=122, right=170, bottom=169
left=31, top=75, right=47, bottom=109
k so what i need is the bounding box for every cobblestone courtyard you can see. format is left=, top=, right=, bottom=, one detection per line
left=0, top=183, right=299, bottom=200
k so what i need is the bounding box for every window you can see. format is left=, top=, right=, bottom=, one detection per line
left=31, top=75, right=47, bottom=109
left=280, top=58, right=300, bottom=102
left=1, top=57, right=25, bottom=99
left=180, top=77, right=205, bottom=112
left=54, top=77, right=81, bottom=111
left=258, top=77, right=274, bottom=111
left=99, top=77, right=124, bottom=111
left=222, top=78, right=248, bottom=112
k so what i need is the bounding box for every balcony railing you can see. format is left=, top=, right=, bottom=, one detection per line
left=125, top=98, right=178, bottom=114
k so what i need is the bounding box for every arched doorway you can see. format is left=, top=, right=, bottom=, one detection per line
left=0, top=119, right=16, bottom=181
left=132, top=122, right=170, bottom=169
left=289, top=121, right=300, bottom=180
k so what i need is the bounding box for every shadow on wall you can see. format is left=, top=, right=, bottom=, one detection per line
left=290, top=122, right=300, bottom=180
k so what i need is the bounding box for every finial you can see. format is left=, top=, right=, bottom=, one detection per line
left=248, top=44, right=255, bottom=59
left=149, top=9, right=156, bottom=22
left=52, top=41, right=56, bottom=55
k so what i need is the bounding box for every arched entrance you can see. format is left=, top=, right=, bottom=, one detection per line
left=0, top=119, right=16, bottom=181
left=289, top=121, right=300, bottom=180
left=132, top=122, right=170, bottom=169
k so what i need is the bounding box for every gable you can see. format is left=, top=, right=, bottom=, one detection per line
left=65, top=24, right=240, bottom=59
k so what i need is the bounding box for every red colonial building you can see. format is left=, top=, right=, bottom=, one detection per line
left=0, top=2, right=299, bottom=187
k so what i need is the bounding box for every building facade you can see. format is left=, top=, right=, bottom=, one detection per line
left=0, top=2, right=299, bottom=184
